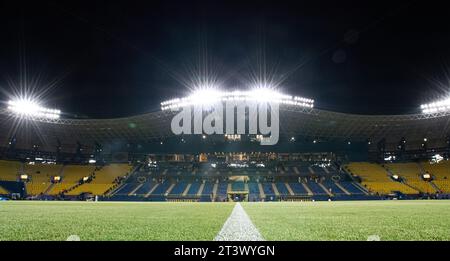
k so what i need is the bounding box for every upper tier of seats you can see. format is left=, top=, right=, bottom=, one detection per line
left=140, top=162, right=344, bottom=178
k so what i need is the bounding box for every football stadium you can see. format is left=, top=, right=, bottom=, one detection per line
left=1, top=89, right=450, bottom=241
left=1, top=1, right=450, bottom=251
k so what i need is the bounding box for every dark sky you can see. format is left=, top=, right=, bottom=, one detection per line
left=1, top=0, right=450, bottom=118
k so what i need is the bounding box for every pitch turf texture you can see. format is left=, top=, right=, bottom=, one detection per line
left=1, top=201, right=450, bottom=240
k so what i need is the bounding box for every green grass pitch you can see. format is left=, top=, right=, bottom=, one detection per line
left=1, top=200, right=450, bottom=241
left=242, top=201, right=450, bottom=240
left=0, top=201, right=235, bottom=241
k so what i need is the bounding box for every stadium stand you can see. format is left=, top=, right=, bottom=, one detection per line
left=2, top=156, right=446, bottom=201
left=276, top=182, right=290, bottom=196
left=323, top=181, right=346, bottom=195
left=289, top=182, right=308, bottom=195
left=0, top=181, right=25, bottom=196
left=346, top=162, right=419, bottom=195
left=0, top=185, right=9, bottom=195
left=422, top=160, right=450, bottom=193
left=216, top=181, right=228, bottom=201
left=231, top=180, right=245, bottom=191
left=186, top=181, right=201, bottom=196
left=248, top=182, right=260, bottom=201
left=24, top=163, right=63, bottom=196
left=201, top=181, right=214, bottom=196
left=113, top=182, right=138, bottom=195
left=67, top=164, right=132, bottom=196
left=99, top=160, right=383, bottom=202
left=149, top=180, right=171, bottom=196
left=48, top=165, right=96, bottom=195
left=385, top=163, right=437, bottom=194
left=0, top=160, right=21, bottom=181
left=262, top=182, right=275, bottom=197
left=339, top=181, right=366, bottom=195
left=169, top=181, right=188, bottom=195
left=305, top=181, right=327, bottom=195
left=134, top=181, right=156, bottom=195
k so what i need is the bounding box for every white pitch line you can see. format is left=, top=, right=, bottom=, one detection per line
left=214, top=202, right=265, bottom=241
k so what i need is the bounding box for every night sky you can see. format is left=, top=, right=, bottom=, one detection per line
left=1, top=0, right=450, bottom=118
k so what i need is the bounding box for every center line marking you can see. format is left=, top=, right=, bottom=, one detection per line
left=214, top=202, right=265, bottom=241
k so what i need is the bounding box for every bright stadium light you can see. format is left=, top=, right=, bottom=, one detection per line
left=7, top=98, right=61, bottom=119
left=160, top=88, right=314, bottom=110
left=421, top=97, right=450, bottom=114
left=422, top=173, right=431, bottom=179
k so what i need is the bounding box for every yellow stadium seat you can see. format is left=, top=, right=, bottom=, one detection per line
left=65, top=164, right=131, bottom=196
left=0, top=185, right=9, bottom=194
left=23, top=163, right=63, bottom=196
left=385, top=163, right=437, bottom=194
left=422, top=160, right=450, bottom=193
left=346, top=162, right=419, bottom=195
left=0, top=160, right=22, bottom=181
left=47, top=165, right=96, bottom=195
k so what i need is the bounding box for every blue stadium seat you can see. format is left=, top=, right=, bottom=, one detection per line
left=201, top=182, right=214, bottom=195
left=134, top=182, right=156, bottom=195
left=262, top=183, right=275, bottom=196
left=289, top=182, right=308, bottom=195
left=248, top=182, right=260, bottom=201
left=339, top=181, right=365, bottom=195
left=187, top=182, right=201, bottom=195
left=231, top=181, right=245, bottom=191
left=276, top=182, right=290, bottom=195
left=216, top=182, right=228, bottom=199
left=323, top=181, right=345, bottom=195
left=169, top=182, right=187, bottom=195
left=151, top=181, right=171, bottom=195
left=306, top=182, right=326, bottom=195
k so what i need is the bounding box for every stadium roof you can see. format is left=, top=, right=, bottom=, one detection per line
left=1, top=105, right=449, bottom=153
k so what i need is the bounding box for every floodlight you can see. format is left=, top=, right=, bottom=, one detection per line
left=7, top=98, right=61, bottom=119
left=160, top=88, right=314, bottom=110
left=421, top=97, right=450, bottom=114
